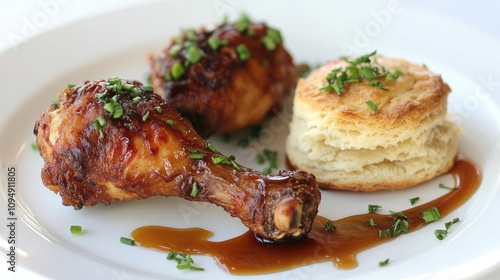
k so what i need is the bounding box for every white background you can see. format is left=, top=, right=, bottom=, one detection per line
left=1, top=1, right=500, bottom=53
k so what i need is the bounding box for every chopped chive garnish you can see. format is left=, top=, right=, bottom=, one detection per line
left=189, top=153, right=205, bottom=159
left=205, top=141, right=217, bottom=153
left=97, top=116, right=107, bottom=126
left=262, top=166, right=272, bottom=175
left=238, top=13, right=251, bottom=23
left=261, top=28, right=283, bottom=51
left=368, top=81, right=387, bottom=90
left=230, top=160, right=240, bottom=170
left=389, top=210, right=408, bottom=219
left=422, top=207, right=441, bottom=223
left=103, top=100, right=123, bottom=119
left=236, top=44, right=251, bottom=61
left=155, top=106, right=163, bottom=114
left=31, top=142, right=38, bottom=151
left=190, top=182, right=199, bottom=197
left=245, top=27, right=255, bottom=36
left=434, top=218, right=460, bottom=239
left=325, top=220, right=335, bottom=232
left=186, top=46, right=203, bottom=64
left=250, top=125, right=263, bottom=139
left=221, top=14, right=228, bottom=25
left=378, top=212, right=410, bottom=238
left=107, top=76, right=121, bottom=84
left=261, top=36, right=276, bottom=51
left=267, top=28, right=283, bottom=43
left=185, top=29, right=197, bottom=41
left=368, top=204, right=382, bottom=213
left=211, top=154, right=239, bottom=171
left=386, top=69, right=403, bottom=81
left=70, top=225, right=82, bottom=235
left=255, top=149, right=278, bottom=174
left=92, top=120, right=100, bottom=130
left=346, top=50, right=376, bottom=65
left=434, top=229, right=448, bottom=240
left=121, top=83, right=134, bottom=91
left=221, top=133, right=231, bottom=142
left=96, top=93, right=107, bottom=101
left=236, top=21, right=249, bottom=33
left=237, top=138, right=249, bottom=147
left=120, top=237, right=135, bottom=246
left=67, top=84, right=76, bottom=89
left=392, top=219, right=409, bottom=235
left=171, top=61, right=186, bottom=80
left=167, top=251, right=180, bottom=260
left=369, top=218, right=376, bottom=227
left=445, top=217, right=460, bottom=230
left=142, top=111, right=150, bottom=122
left=212, top=155, right=228, bottom=164
left=256, top=154, right=265, bottom=164
left=176, top=263, right=195, bottom=270
left=320, top=50, right=402, bottom=97
left=166, top=251, right=204, bottom=271
left=99, top=130, right=105, bottom=138
left=132, top=96, right=141, bottom=104
left=103, top=102, right=115, bottom=114
left=379, top=258, right=390, bottom=267
left=130, top=87, right=141, bottom=96
left=366, top=100, right=378, bottom=112
left=169, top=44, right=182, bottom=56
left=409, top=197, right=420, bottom=205
left=208, top=37, right=228, bottom=50
left=186, top=148, right=198, bottom=153
left=439, top=183, right=455, bottom=190
left=208, top=37, right=219, bottom=50
left=263, top=149, right=277, bottom=168
left=378, top=229, right=388, bottom=238
left=166, top=119, right=174, bottom=126
left=361, top=66, right=375, bottom=80
left=141, top=85, right=153, bottom=92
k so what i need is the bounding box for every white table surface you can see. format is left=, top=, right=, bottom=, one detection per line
left=1, top=0, right=499, bottom=279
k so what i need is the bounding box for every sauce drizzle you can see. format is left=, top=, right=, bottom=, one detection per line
left=131, top=158, right=481, bottom=275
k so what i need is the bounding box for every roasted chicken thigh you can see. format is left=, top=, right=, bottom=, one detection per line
left=150, top=15, right=296, bottom=137
left=34, top=79, right=320, bottom=242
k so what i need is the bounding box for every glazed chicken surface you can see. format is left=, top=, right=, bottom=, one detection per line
left=34, top=79, right=320, bottom=242
left=150, top=15, right=297, bottom=138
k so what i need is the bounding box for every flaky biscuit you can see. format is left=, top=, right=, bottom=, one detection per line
left=286, top=56, right=459, bottom=191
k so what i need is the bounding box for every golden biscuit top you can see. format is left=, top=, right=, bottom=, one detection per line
left=294, top=56, right=451, bottom=128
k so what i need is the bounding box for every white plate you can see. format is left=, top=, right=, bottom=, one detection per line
left=1, top=1, right=500, bottom=279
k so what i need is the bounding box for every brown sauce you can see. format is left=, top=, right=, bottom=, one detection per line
left=131, top=158, right=481, bottom=275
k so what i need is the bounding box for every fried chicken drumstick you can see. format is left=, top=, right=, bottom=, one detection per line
left=34, top=78, right=320, bottom=242
left=150, top=15, right=296, bottom=138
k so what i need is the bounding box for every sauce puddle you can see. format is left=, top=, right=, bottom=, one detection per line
left=131, top=158, right=481, bottom=275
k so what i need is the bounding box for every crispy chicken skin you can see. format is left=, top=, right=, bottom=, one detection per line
left=34, top=79, right=320, bottom=242
left=150, top=17, right=296, bottom=138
